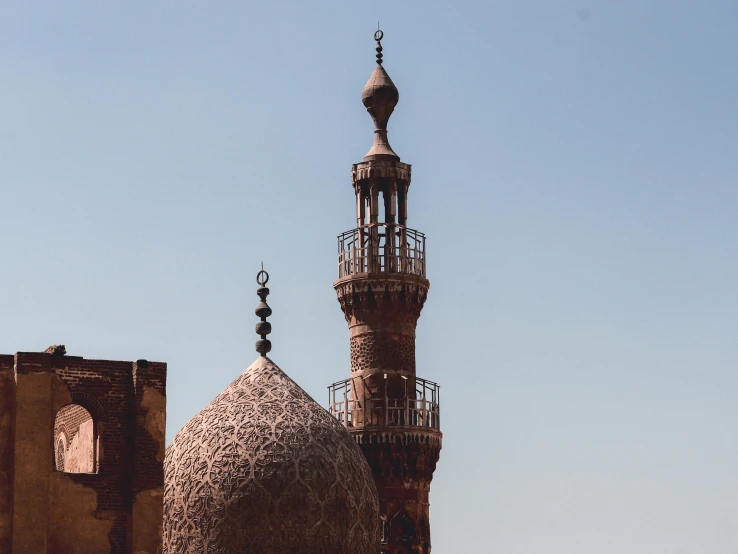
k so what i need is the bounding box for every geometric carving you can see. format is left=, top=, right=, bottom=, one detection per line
left=334, top=271, right=439, bottom=553
left=334, top=270, right=439, bottom=553
left=352, top=160, right=411, bottom=184
left=334, top=275, right=429, bottom=329
left=164, top=356, right=380, bottom=554
left=350, top=333, right=415, bottom=373
left=358, top=437, right=441, bottom=484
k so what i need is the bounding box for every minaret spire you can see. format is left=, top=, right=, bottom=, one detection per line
left=328, top=30, right=442, bottom=554
left=362, top=29, right=400, bottom=161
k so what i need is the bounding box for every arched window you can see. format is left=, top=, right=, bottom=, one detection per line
left=380, top=515, right=388, bottom=544
left=418, top=514, right=430, bottom=553
left=55, top=435, right=66, bottom=470
left=389, top=510, right=416, bottom=546
left=53, top=404, right=98, bottom=473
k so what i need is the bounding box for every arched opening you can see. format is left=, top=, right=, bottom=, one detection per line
left=389, top=510, right=416, bottom=548
left=418, top=514, right=430, bottom=553
left=53, top=404, right=98, bottom=473
left=55, top=434, right=66, bottom=470
left=380, top=515, right=388, bottom=545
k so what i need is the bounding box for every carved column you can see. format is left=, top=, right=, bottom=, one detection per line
left=335, top=269, right=440, bottom=553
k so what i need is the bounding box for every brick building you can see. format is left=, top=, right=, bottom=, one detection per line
left=0, top=345, right=166, bottom=554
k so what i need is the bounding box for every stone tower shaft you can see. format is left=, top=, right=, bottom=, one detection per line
left=329, top=31, right=442, bottom=554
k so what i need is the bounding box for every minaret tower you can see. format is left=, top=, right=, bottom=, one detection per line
left=329, top=31, right=442, bottom=554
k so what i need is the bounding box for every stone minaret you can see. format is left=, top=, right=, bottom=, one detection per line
left=329, top=30, right=442, bottom=554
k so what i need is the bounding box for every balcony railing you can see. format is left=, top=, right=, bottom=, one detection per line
left=328, top=376, right=440, bottom=431
left=337, top=224, right=426, bottom=279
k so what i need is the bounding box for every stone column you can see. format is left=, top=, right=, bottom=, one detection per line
left=335, top=273, right=441, bottom=553
left=0, top=356, right=15, bottom=552
left=11, top=354, right=53, bottom=553
left=131, top=360, right=167, bottom=554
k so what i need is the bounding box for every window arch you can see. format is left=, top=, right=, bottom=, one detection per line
left=55, top=434, right=66, bottom=470
left=380, top=515, right=388, bottom=545
left=389, top=509, right=416, bottom=546
left=53, top=404, right=98, bottom=473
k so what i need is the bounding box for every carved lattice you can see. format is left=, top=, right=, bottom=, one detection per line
left=350, top=333, right=415, bottom=373
left=164, top=356, right=379, bottom=554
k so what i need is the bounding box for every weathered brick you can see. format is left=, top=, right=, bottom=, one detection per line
left=0, top=348, right=167, bottom=553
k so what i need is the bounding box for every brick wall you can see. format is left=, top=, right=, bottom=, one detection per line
left=53, top=403, right=95, bottom=473
left=0, top=355, right=15, bottom=553
left=6, top=350, right=166, bottom=554
left=54, top=404, right=92, bottom=444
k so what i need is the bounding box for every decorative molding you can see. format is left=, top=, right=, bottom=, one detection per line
left=352, top=160, right=412, bottom=184
left=334, top=275, right=429, bottom=328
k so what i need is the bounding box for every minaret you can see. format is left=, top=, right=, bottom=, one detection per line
left=329, top=30, right=442, bottom=554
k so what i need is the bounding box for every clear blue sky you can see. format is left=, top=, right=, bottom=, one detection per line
left=2, top=1, right=737, bottom=552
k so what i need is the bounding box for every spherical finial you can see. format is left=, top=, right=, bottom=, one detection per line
left=255, top=264, right=272, bottom=357
left=374, top=29, right=384, bottom=65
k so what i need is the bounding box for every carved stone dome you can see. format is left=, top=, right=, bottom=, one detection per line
left=163, top=356, right=379, bottom=554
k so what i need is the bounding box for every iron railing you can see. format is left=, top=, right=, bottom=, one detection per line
left=337, top=224, right=426, bottom=279
left=328, top=376, right=440, bottom=431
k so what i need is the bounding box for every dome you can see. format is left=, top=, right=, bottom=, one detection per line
left=362, top=63, right=399, bottom=123
left=163, top=356, right=379, bottom=554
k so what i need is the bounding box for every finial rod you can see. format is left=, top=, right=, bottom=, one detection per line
left=361, top=28, right=399, bottom=160
left=255, top=264, right=272, bottom=357
left=374, top=29, right=384, bottom=65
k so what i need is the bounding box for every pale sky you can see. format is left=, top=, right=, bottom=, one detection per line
left=1, top=1, right=737, bottom=553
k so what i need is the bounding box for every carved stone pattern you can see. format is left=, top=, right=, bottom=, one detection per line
left=359, top=438, right=441, bottom=554
left=164, top=357, right=379, bottom=554
left=335, top=278, right=429, bottom=327
left=358, top=438, right=441, bottom=485
left=350, top=334, right=415, bottom=373
left=352, top=160, right=412, bottom=183
left=352, top=430, right=442, bottom=448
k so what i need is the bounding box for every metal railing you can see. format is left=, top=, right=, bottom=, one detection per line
left=328, top=376, right=440, bottom=431
left=337, top=224, right=426, bottom=279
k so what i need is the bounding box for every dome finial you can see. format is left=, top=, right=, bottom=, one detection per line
left=374, top=28, right=384, bottom=65
left=361, top=29, right=400, bottom=161
left=255, top=263, right=272, bottom=357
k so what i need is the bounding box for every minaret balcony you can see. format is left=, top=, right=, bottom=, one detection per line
left=328, top=376, right=440, bottom=432
left=337, top=224, right=426, bottom=279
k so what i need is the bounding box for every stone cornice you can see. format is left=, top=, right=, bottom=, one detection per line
left=334, top=274, right=430, bottom=328
left=352, top=160, right=412, bottom=184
